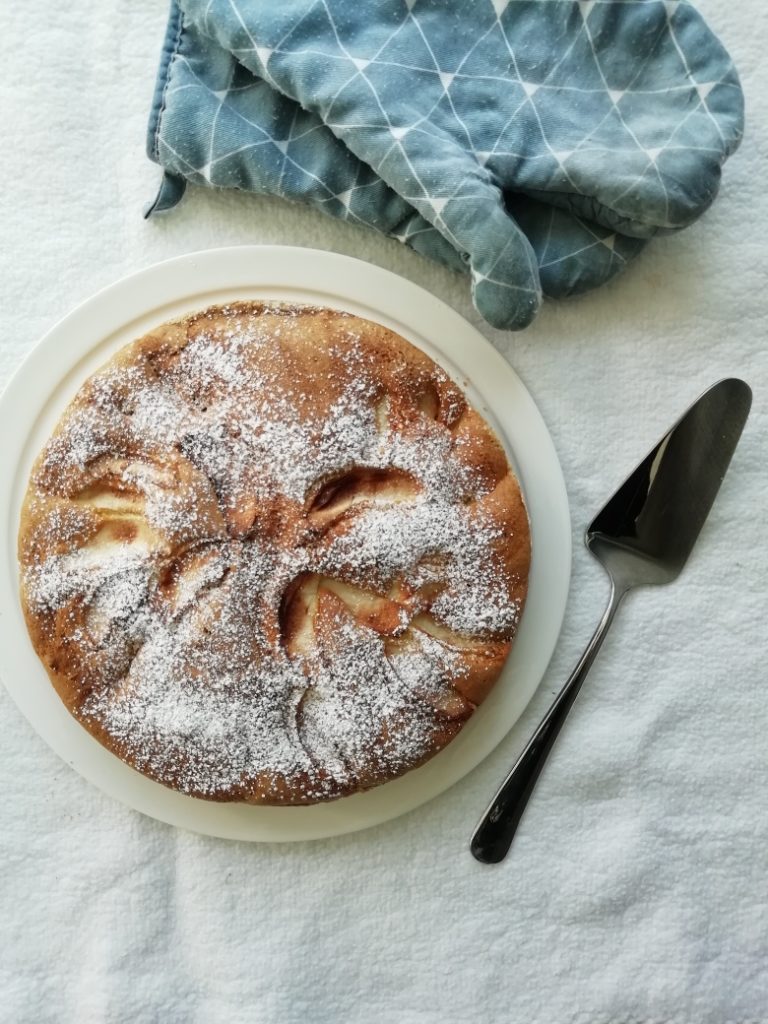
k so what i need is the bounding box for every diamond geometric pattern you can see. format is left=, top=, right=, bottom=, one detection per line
left=149, top=0, right=742, bottom=330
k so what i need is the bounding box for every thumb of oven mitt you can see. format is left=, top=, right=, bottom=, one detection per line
left=148, top=9, right=646, bottom=304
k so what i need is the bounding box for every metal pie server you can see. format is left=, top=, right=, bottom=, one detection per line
left=471, top=378, right=752, bottom=864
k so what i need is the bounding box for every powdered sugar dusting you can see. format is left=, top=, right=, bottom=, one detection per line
left=20, top=304, right=528, bottom=802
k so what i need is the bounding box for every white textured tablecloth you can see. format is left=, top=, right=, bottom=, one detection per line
left=1, top=3, right=766, bottom=1022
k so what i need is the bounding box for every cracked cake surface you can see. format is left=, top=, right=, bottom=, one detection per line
left=18, top=302, right=530, bottom=804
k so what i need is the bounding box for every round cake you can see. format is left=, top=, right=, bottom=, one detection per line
left=18, top=302, right=530, bottom=804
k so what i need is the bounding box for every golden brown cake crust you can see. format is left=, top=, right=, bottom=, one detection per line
left=18, top=302, right=530, bottom=804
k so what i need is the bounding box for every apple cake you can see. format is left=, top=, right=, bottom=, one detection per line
left=18, top=302, right=530, bottom=804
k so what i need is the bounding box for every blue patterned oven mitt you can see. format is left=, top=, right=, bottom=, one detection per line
left=147, top=10, right=647, bottom=304
left=148, top=0, right=742, bottom=330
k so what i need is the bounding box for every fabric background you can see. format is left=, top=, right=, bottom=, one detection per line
left=0, top=2, right=766, bottom=1021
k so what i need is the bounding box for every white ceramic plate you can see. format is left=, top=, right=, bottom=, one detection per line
left=0, top=246, right=570, bottom=841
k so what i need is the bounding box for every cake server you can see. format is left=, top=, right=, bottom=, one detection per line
left=471, top=378, right=752, bottom=864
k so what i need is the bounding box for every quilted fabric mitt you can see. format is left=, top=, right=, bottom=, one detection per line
left=163, top=0, right=743, bottom=329
left=148, top=7, right=646, bottom=302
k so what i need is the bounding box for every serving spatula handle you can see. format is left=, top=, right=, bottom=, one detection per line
left=470, top=583, right=625, bottom=864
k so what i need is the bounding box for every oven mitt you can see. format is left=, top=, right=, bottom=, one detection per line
left=147, top=10, right=646, bottom=302
left=161, top=0, right=742, bottom=329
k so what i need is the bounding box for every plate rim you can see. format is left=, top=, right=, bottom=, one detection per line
left=0, top=245, right=571, bottom=842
